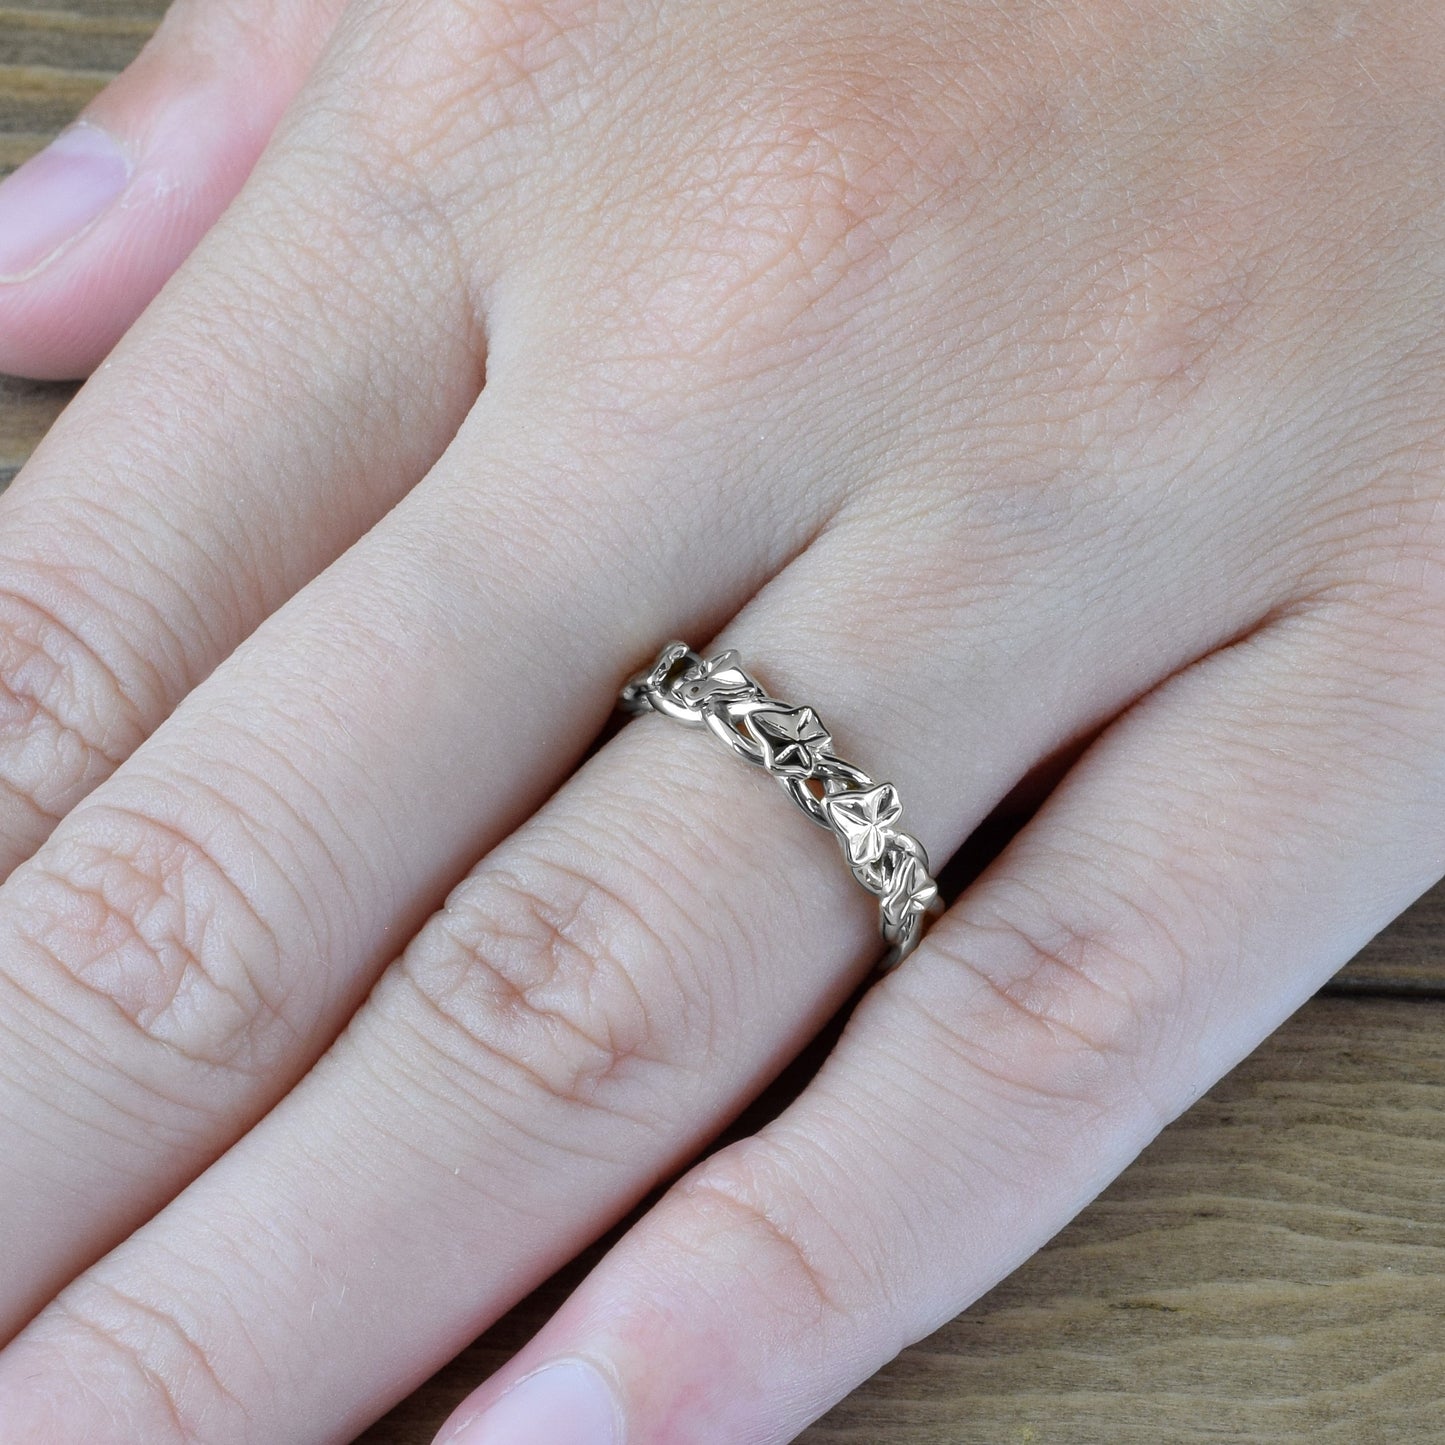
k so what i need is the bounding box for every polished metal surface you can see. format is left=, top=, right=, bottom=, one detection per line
left=619, top=641, right=942, bottom=971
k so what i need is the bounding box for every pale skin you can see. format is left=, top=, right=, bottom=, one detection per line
left=0, top=0, right=1441, bottom=1439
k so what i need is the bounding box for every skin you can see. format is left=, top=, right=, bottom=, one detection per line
left=0, top=0, right=1443, bottom=1439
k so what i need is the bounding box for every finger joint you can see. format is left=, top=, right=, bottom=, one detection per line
left=0, top=580, right=153, bottom=852
left=666, top=1140, right=853, bottom=1326
left=46, top=1280, right=247, bottom=1443
left=9, top=800, right=290, bottom=1074
left=890, top=866, right=1185, bottom=1108
left=381, top=836, right=706, bottom=1129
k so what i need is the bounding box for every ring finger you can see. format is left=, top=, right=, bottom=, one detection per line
left=0, top=476, right=1303, bottom=1441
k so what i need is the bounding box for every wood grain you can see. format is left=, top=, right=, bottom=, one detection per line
left=0, top=0, right=161, bottom=169
left=0, top=374, right=72, bottom=483
left=2, top=3, right=1444, bottom=1441
left=356, top=995, right=1445, bottom=1445
left=1329, top=880, right=1445, bottom=996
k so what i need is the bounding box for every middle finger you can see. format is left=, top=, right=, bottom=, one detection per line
left=0, top=345, right=838, bottom=1338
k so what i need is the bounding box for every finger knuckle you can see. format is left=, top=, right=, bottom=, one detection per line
left=664, top=1137, right=855, bottom=1326
left=312, top=0, right=613, bottom=223
left=41, top=1280, right=246, bottom=1443
left=360, top=0, right=602, bottom=114
left=382, top=831, right=705, bottom=1125
left=156, top=0, right=326, bottom=77
left=0, top=579, right=152, bottom=851
left=9, top=800, right=288, bottom=1073
left=602, top=47, right=959, bottom=392
left=890, top=863, right=1182, bottom=1104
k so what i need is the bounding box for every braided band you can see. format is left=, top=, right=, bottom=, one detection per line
left=618, top=641, right=941, bottom=971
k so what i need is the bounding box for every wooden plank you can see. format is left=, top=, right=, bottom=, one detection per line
left=0, top=7, right=156, bottom=72
left=3, top=0, right=165, bottom=18
left=0, top=61, right=110, bottom=134
left=0, top=0, right=160, bottom=159
left=0, top=375, right=73, bottom=481
left=1331, top=878, right=1445, bottom=996
left=358, top=995, right=1445, bottom=1443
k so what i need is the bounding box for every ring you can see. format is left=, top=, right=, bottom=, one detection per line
left=618, top=641, right=943, bottom=971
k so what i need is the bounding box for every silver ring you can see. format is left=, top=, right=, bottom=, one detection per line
left=618, top=641, right=942, bottom=971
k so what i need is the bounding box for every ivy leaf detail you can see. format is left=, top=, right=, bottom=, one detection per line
left=823, top=782, right=903, bottom=867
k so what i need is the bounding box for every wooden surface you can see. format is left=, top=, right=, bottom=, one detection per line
left=4, top=4, right=1445, bottom=1440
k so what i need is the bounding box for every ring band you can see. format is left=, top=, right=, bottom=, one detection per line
left=618, top=641, right=942, bottom=971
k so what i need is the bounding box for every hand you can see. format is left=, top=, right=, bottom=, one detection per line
left=0, top=0, right=1442, bottom=1440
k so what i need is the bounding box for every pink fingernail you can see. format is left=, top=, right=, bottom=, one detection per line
left=442, top=1358, right=623, bottom=1445
left=0, top=122, right=131, bottom=281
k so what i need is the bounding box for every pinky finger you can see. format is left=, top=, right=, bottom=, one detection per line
left=432, top=598, right=1445, bottom=1445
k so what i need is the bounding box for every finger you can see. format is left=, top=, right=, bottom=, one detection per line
left=0, top=495, right=1304, bottom=1439
left=0, top=64, right=486, bottom=877
left=0, top=353, right=844, bottom=1339
left=0, top=0, right=346, bottom=379
left=420, top=595, right=1445, bottom=1445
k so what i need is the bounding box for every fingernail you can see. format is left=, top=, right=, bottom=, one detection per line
left=0, top=122, right=131, bottom=282
left=443, top=1358, right=623, bottom=1445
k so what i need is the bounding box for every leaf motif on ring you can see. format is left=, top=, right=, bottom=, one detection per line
left=823, top=782, right=903, bottom=867
left=881, top=847, right=939, bottom=926
left=676, top=649, right=755, bottom=707
left=748, top=705, right=833, bottom=777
